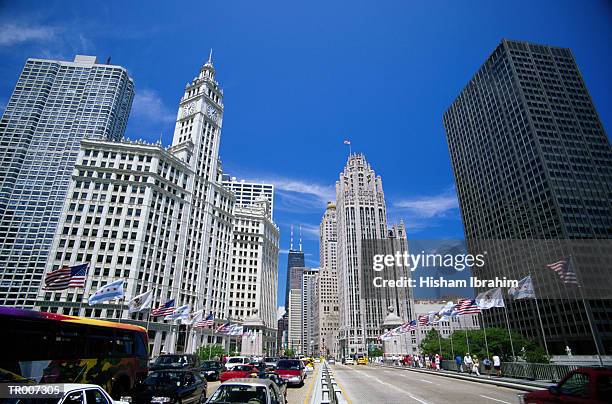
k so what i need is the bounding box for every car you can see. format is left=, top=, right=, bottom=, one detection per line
left=521, top=367, right=612, bottom=404
left=200, top=361, right=223, bottom=381
left=357, top=356, right=368, bottom=365
left=3, top=384, right=126, bottom=404
left=125, top=369, right=207, bottom=404
left=219, top=365, right=257, bottom=383
left=345, top=357, right=355, bottom=365
left=328, top=358, right=336, bottom=365
left=314, top=358, right=321, bottom=363
left=275, top=359, right=306, bottom=386
left=264, top=357, right=279, bottom=370
left=206, top=378, right=286, bottom=404
left=224, top=356, right=250, bottom=370
left=150, top=354, right=201, bottom=372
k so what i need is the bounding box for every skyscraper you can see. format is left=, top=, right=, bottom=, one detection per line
left=336, top=154, right=413, bottom=356
left=227, top=197, right=279, bottom=353
left=314, top=201, right=340, bottom=357
left=283, top=226, right=305, bottom=309
left=37, top=55, right=244, bottom=355
left=444, top=39, right=612, bottom=354
left=0, top=55, right=134, bottom=308
left=222, top=175, right=274, bottom=217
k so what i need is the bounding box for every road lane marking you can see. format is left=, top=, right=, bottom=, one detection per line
left=303, top=364, right=319, bottom=404
left=334, top=371, right=353, bottom=404
left=479, top=395, right=512, bottom=404
left=419, top=379, right=434, bottom=384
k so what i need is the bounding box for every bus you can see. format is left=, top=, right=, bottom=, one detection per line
left=1, top=306, right=149, bottom=398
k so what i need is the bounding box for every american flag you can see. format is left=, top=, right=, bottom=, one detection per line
left=215, top=322, right=232, bottom=333
left=195, top=312, right=214, bottom=328
left=457, top=298, right=481, bottom=315
left=44, top=263, right=89, bottom=290
left=417, top=314, right=429, bottom=325
left=547, top=258, right=579, bottom=285
left=151, top=299, right=176, bottom=317
left=399, top=320, right=417, bottom=333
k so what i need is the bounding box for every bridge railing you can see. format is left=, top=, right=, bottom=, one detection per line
left=439, top=359, right=578, bottom=382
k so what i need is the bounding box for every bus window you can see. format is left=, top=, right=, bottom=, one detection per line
left=134, top=332, right=148, bottom=358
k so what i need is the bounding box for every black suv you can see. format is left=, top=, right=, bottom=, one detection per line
left=150, top=354, right=201, bottom=371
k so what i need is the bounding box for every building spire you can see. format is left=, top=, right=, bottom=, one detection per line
left=299, top=225, right=302, bottom=252
left=290, top=225, right=294, bottom=251
left=208, top=48, right=213, bottom=65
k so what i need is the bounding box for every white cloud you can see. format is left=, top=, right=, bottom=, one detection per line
left=0, top=23, right=56, bottom=46
left=131, top=89, right=175, bottom=124
left=277, top=306, right=286, bottom=320
left=393, top=193, right=459, bottom=219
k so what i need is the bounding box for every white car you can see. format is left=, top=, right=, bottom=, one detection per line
left=9, top=384, right=127, bottom=404
left=224, top=356, right=251, bottom=370
left=345, top=357, right=355, bottom=365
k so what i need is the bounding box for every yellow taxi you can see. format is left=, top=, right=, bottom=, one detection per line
left=357, top=356, right=368, bottom=365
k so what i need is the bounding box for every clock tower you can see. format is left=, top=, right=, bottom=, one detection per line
left=171, top=50, right=223, bottom=181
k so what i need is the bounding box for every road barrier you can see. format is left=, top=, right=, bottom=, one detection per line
left=311, top=362, right=348, bottom=404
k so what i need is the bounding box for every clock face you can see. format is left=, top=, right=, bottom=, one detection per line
left=182, top=103, right=196, bottom=118
left=207, top=105, right=218, bottom=122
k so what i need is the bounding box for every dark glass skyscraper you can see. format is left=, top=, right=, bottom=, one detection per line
left=284, top=249, right=305, bottom=309
left=444, top=39, right=612, bottom=354
left=0, top=55, right=134, bottom=308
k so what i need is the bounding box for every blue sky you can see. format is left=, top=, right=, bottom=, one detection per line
left=1, top=1, right=611, bottom=310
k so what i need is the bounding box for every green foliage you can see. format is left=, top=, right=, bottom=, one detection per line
left=369, top=347, right=384, bottom=357
left=419, top=327, right=549, bottom=363
left=283, top=348, right=295, bottom=357
left=195, top=344, right=226, bottom=361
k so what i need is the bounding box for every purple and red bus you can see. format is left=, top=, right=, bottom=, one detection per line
left=1, top=306, right=149, bottom=398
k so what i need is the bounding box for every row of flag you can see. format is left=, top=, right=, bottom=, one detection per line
left=378, top=272, right=550, bottom=340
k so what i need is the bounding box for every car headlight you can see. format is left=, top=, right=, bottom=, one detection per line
left=151, top=397, right=172, bottom=403
left=120, top=396, right=132, bottom=403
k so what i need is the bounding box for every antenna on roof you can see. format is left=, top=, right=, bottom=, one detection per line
left=106, top=56, right=111, bottom=64
left=290, top=225, right=294, bottom=251
left=299, top=225, right=302, bottom=252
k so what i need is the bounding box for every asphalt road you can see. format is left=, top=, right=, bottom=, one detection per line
left=331, top=364, right=524, bottom=404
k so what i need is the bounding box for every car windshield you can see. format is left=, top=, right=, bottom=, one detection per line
left=227, top=357, right=244, bottom=364
left=208, top=385, right=267, bottom=404
left=264, top=358, right=277, bottom=362
left=276, top=360, right=301, bottom=370
left=145, top=371, right=184, bottom=385
left=156, top=355, right=189, bottom=365
left=232, top=365, right=253, bottom=372
left=201, top=362, right=219, bottom=369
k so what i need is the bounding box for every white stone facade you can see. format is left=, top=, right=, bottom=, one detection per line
left=336, top=154, right=414, bottom=356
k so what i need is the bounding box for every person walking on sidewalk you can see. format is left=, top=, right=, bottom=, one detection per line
left=455, top=354, right=463, bottom=372
left=472, top=355, right=481, bottom=376
left=463, top=353, right=473, bottom=374
left=493, top=354, right=501, bottom=376
left=483, top=357, right=492, bottom=376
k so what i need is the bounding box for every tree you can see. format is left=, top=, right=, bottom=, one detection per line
left=283, top=348, right=295, bottom=357
left=195, top=344, right=226, bottom=361
left=419, top=327, right=549, bottom=363
left=369, top=347, right=384, bottom=357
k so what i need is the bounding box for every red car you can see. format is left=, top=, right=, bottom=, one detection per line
left=219, top=364, right=256, bottom=383
left=521, top=367, right=612, bottom=404
left=275, top=359, right=306, bottom=386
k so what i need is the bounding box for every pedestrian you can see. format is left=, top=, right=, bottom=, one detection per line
left=463, top=353, right=473, bottom=374
left=434, top=354, right=441, bottom=371
left=493, top=354, right=501, bottom=377
left=455, top=354, right=463, bottom=372
left=472, top=355, right=480, bottom=376
left=483, top=357, right=492, bottom=376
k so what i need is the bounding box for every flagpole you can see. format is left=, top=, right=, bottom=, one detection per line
left=460, top=316, right=470, bottom=354
left=570, top=255, right=604, bottom=366
left=501, top=295, right=516, bottom=360
left=479, top=312, right=490, bottom=361
left=532, top=294, right=549, bottom=357
left=449, top=318, right=455, bottom=359
left=436, top=323, right=442, bottom=356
